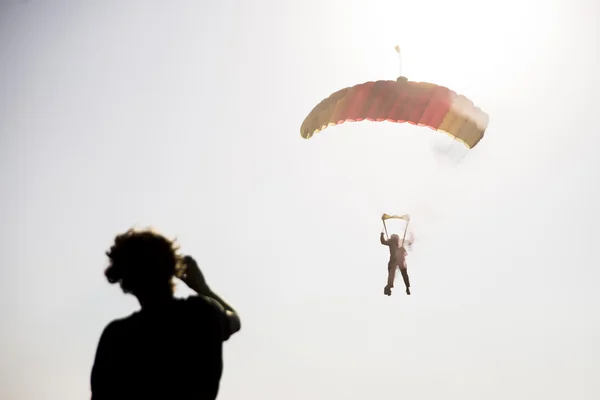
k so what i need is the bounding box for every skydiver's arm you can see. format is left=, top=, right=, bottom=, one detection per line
left=380, top=232, right=389, bottom=245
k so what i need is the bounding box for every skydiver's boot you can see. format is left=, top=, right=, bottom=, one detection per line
left=384, top=285, right=392, bottom=296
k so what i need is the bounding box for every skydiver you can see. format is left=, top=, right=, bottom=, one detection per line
left=380, top=232, right=412, bottom=296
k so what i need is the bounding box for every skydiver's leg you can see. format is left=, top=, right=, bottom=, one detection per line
left=400, top=266, right=410, bottom=295
left=387, top=260, right=396, bottom=288
left=384, top=260, right=395, bottom=296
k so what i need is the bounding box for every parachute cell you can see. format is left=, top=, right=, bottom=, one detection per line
left=300, top=76, right=489, bottom=149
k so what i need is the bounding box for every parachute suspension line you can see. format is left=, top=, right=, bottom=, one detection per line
left=401, top=218, right=410, bottom=246
left=382, top=219, right=390, bottom=239
left=413, top=142, right=469, bottom=219
left=403, top=157, right=446, bottom=220
left=443, top=138, right=456, bottom=155
left=394, top=45, right=402, bottom=77
left=454, top=147, right=469, bottom=164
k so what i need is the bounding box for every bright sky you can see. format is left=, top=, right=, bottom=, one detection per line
left=1, top=0, right=599, bottom=399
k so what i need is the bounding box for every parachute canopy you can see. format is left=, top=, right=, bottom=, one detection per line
left=300, top=76, right=489, bottom=149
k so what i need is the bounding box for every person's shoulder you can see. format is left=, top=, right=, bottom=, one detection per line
left=103, top=312, right=138, bottom=334
left=181, top=295, right=228, bottom=321
left=96, top=315, right=133, bottom=350
left=107, top=313, right=131, bottom=328
left=183, top=294, right=220, bottom=311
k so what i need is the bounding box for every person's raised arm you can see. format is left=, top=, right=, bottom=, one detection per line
left=380, top=232, right=389, bottom=245
left=180, top=255, right=241, bottom=336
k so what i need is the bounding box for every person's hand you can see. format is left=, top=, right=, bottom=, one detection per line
left=180, top=255, right=211, bottom=295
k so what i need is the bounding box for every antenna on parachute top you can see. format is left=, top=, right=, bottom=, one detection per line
left=395, top=45, right=402, bottom=77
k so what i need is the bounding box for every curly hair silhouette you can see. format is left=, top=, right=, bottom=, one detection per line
left=104, top=228, right=184, bottom=297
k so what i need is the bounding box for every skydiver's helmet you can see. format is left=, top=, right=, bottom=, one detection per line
left=390, top=234, right=400, bottom=246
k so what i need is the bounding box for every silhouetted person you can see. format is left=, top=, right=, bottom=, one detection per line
left=380, top=232, right=412, bottom=296
left=90, top=229, right=241, bottom=400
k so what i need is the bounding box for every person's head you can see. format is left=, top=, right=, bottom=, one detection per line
left=104, top=228, right=184, bottom=303
left=390, top=234, right=400, bottom=247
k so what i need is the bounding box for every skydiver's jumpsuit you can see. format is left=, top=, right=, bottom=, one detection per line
left=380, top=232, right=411, bottom=295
